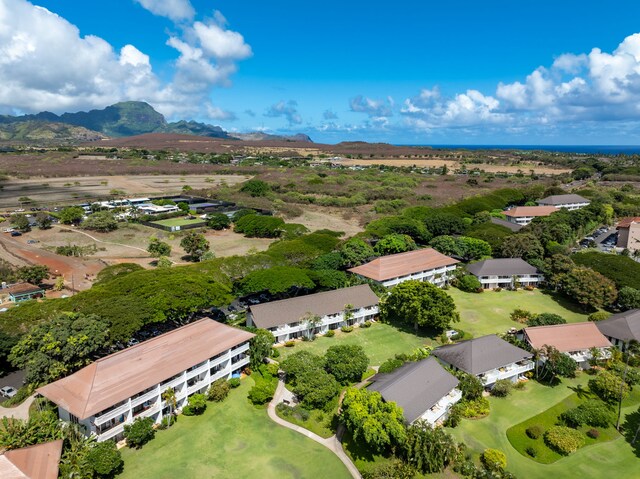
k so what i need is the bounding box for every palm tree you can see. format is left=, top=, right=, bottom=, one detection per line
left=162, top=387, right=177, bottom=427
left=617, top=339, right=640, bottom=431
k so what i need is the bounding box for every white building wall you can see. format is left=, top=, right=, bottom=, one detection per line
left=380, top=265, right=457, bottom=288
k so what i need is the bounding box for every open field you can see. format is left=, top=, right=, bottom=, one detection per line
left=0, top=174, right=250, bottom=209
left=287, top=206, right=364, bottom=236
left=151, top=217, right=206, bottom=228
left=449, top=288, right=590, bottom=337
left=449, top=374, right=640, bottom=479
left=277, top=322, right=433, bottom=366
left=119, top=377, right=351, bottom=479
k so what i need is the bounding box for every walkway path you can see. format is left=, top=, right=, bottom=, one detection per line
left=0, top=395, right=35, bottom=421
left=52, top=225, right=149, bottom=254
left=267, top=379, right=362, bottom=479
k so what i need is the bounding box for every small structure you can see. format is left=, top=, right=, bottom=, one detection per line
left=537, top=194, right=590, bottom=211
left=596, top=309, right=640, bottom=351
left=368, top=357, right=461, bottom=425
left=502, top=206, right=559, bottom=226
left=466, top=258, right=543, bottom=290
left=0, top=283, right=45, bottom=304
left=490, top=217, right=523, bottom=232
left=347, top=248, right=459, bottom=288
left=523, top=322, right=612, bottom=369
left=37, top=318, right=254, bottom=442
left=433, top=335, right=534, bottom=387
left=137, top=203, right=180, bottom=215
left=0, top=439, right=63, bottom=479
left=247, top=285, right=379, bottom=343
left=616, top=217, right=640, bottom=253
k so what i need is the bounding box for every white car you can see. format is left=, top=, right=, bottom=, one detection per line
left=3, top=228, right=14, bottom=233
left=0, top=386, right=17, bottom=398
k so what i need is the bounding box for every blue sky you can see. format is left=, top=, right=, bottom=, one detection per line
left=3, top=0, right=640, bottom=144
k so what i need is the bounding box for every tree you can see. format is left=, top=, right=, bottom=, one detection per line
left=177, top=201, right=190, bottom=212
left=380, top=280, right=459, bottom=331
left=156, top=256, right=173, bottom=268
left=123, top=417, right=155, bottom=448
left=34, top=211, right=51, bottom=229
left=341, top=388, right=406, bottom=453
left=456, top=372, right=484, bottom=400
left=280, top=351, right=325, bottom=384
left=161, top=387, right=177, bottom=427
left=499, top=233, right=544, bottom=262
left=374, top=234, right=417, bottom=256
left=0, top=410, right=63, bottom=450
left=562, top=267, right=617, bottom=309
left=234, top=214, right=285, bottom=238
left=536, top=345, right=578, bottom=381
left=240, top=179, right=271, bottom=197
left=87, top=440, right=123, bottom=478
left=589, top=370, right=630, bottom=403
left=9, top=313, right=109, bottom=385
left=207, top=213, right=231, bottom=230
left=17, top=265, right=49, bottom=285
left=83, top=211, right=118, bottom=232
left=183, top=393, right=207, bottom=415
left=147, top=238, right=171, bottom=257
left=458, top=275, right=482, bottom=292
left=301, top=312, right=322, bottom=339
left=10, top=214, right=30, bottom=232
left=249, top=329, right=275, bottom=369
left=543, top=254, right=576, bottom=289
left=180, top=232, right=210, bottom=261
left=618, top=286, right=640, bottom=311
left=457, top=237, right=492, bottom=261
left=236, top=266, right=314, bottom=297
left=429, top=235, right=459, bottom=256
left=207, top=378, right=231, bottom=402
left=402, top=422, right=459, bottom=474
left=423, top=212, right=466, bottom=237
left=324, top=344, right=370, bottom=384
left=340, top=238, right=375, bottom=268
left=58, top=206, right=85, bottom=225
left=293, top=369, right=341, bottom=409
left=526, top=313, right=566, bottom=327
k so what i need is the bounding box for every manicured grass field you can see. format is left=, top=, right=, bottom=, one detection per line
left=276, top=322, right=433, bottom=366
left=448, top=374, right=640, bottom=479
left=119, top=378, right=351, bottom=479
left=448, top=288, right=589, bottom=338
left=151, top=217, right=206, bottom=228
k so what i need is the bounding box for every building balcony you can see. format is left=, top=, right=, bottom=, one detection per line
left=96, top=423, right=126, bottom=442
left=94, top=402, right=130, bottom=426
left=130, top=387, right=160, bottom=408
left=481, top=361, right=534, bottom=385
left=186, top=362, right=210, bottom=379
left=420, top=388, right=462, bottom=425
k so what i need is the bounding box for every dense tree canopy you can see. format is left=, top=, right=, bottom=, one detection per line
left=324, top=344, right=370, bottom=384
left=234, top=214, right=285, bottom=238
left=499, top=233, right=544, bottom=262
left=207, top=213, right=231, bottom=230
left=17, top=265, right=49, bottom=285
left=249, top=329, right=274, bottom=369
left=339, top=238, right=375, bottom=268
left=280, top=350, right=326, bottom=383
left=235, top=266, right=315, bottom=297
left=374, top=234, right=417, bottom=256
left=240, top=179, right=271, bottom=197
left=572, top=251, right=640, bottom=290
left=58, top=206, right=85, bottom=225
left=402, top=422, right=459, bottom=474
left=180, top=232, right=210, bottom=261
left=380, top=280, right=459, bottom=331
left=82, top=211, right=118, bottom=232
left=561, top=266, right=617, bottom=309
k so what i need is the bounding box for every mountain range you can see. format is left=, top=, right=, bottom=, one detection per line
left=0, top=101, right=312, bottom=143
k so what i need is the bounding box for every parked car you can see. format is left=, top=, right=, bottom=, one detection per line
left=3, top=228, right=14, bottom=233
left=10, top=231, right=22, bottom=237
left=27, top=239, right=39, bottom=244
left=0, top=386, right=17, bottom=398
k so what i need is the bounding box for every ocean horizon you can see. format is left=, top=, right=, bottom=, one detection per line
left=399, top=144, right=640, bottom=155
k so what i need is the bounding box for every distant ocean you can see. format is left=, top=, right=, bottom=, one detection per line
left=402, top=145, right=640, bottom=155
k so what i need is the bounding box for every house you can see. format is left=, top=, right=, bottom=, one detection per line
left=502, top=206, right=559, bottom=226
left=37, top=318, right=254, bottom=442
left=368, top=357, right=461, bottom=425
left=347, top=248, right=459, bottom=288
left=523, top=322, right=612, bottom=369
left=0, top=283, right=45, bottom=304
left=537, top=194, right=590, bottom=211
left=616, top=217, right=640, bottom=253
left=247, top=285, right=379, bottom=343
left=466, top=258, right=543, bottom=290
left=0, top=439, right=63, bottom=479
left=596, top=309, right=640, bottom=351
left=432, top=335, right=534, bottom=387
left=137, top=203, right=180, bottom=215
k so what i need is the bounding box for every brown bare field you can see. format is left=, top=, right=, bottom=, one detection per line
left=288, top=206, right=365, bottom=236
left=0, top=174, right=250, bottom=209
left=337, top=158, right=572, bottom=175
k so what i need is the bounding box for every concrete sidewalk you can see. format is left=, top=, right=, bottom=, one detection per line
left=0, top=395, right=35, bottom=420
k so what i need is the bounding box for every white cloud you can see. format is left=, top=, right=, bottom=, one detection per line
left=323, top=109, right=338, bottom=120
left=0, top=0, right=250, bottom=122
left=135, top=0, right=194, bottom=22
left=265, top=100, right=302, bottom=125
left=350, top=95, right=393, bottom=118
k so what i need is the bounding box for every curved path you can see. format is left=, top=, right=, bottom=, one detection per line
left=52, top=225, right=149, bottom=254
left=0, top=395, right=35, bottom=421
left=267, top=379, right=362, bottom=479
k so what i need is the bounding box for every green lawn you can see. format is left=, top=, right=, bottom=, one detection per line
left=448, top=288, right=589, bottom=338
left=119, top=378, right=351, bottom=479
left=276, top=322, right=433, bottom=366
left=151, top=217, right=206, bottom=228
left=448, top=374, right=640, bottom=479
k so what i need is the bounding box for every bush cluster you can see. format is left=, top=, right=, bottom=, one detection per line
left=560, top=400, right=613, bottom=428
left=324, top=330, right=335, bottom=337
left=481, top=448, right=507, bottom=472
left=526, top=424, right=544, bottom=439
left=490, top=379, right=513, bottom=398
left=544, top=426, right=585, bottom=455
left=341, top=325, right=354, bottom=333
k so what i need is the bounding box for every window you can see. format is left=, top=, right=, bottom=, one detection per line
left=69, top=414, right=80, bottom=424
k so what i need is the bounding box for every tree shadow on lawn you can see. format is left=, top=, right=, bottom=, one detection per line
left=379, top=320, right=437, bottom=341
left=567, top=384, right=594, bottom=400
left=623, top=409, right=640, bottom=458
left=538, top=290, right=593, bottom=315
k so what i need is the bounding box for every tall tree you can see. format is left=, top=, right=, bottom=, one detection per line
left=58, top=206, right=85, bottom=225
left=17, top=265, right=49, bottom=285
left=561, top=267, right=617, bottom=309
left=249, top=329, right=275, bottom=369
left=180, top=232, right=210, bottom=261
left=499, top=233, right=544, bottom=262
left=402, top=422, right=459, bottom=474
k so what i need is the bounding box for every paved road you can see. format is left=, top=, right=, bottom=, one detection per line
left=267, top=379, right=362, bottom=479
left=0, top=395, right=34, bottom=420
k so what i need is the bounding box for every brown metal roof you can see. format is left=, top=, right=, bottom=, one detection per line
left=37, top=318, right=254, bottom=419
left=617, top=217, right=640, bottom=228
left=249, top=285, right=379, bottom=329
left=524, top=322, right=612, bottom=352
left=347, top=248, right=459, bottom=282
left=0, top=440, right=63, bottom=479
left=3, top=283, right=44, bottom=296
left=502, top=206, right=559, bottom=218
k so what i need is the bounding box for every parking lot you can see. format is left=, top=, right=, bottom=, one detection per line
left=578, top=226, right=618, bottom=251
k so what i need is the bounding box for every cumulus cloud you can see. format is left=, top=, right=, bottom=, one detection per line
left=323, top=109, right=338, bottom=120
left=265, top=100, right=302, bottom=125
left=0, top=0, right=249, bottom=122
left=349, top=95, right=393, bottom=118
left=135, top=0, right=194, bottom=22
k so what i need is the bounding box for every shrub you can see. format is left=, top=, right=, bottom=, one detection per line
left=248, top=383, right=275, bottom=405
left=526, top=446, right=537, bottom=457
left=588, top=311, right=611, bottom=322
left=444, top=404, right=463, bottom=428
left=526, top=313, right=567, bottom=327
left=459, top=275, right=482, bottom=293
left=560, top=400, right=613, bottom=428
left=157, top=415, right=176, bottom=429
left=589, top=370, right=630, bottom=403
left=207, top=378, right=231, bottom=402
left=124, top=417, right=155, bottom=448
left=284, top=340, right=296, bottom=347
left=271, top=347, right=280, bottom=358
left=587, top=428, right=600, bottom=439
left=324, top=330, right=335, bottom=337
left=510, top=308, right=533, bottom=323
left=87, top=441, right=123, bottom=478
left=341, top=325, right=354, bottom=333
left=228, top=378, right=241, bottom=388
left=526, top=425, right=544, bottom=439
left=490, top=379, right=513, bottom=397
left=182, top=393, right=207, bottom=415
left=361, top=320, right=372, bottom=328
left=544, top=426, right=585, bottom=455
left=481, top=448, right=507, bottom=472
left=378, top=357, right=405, bottom=374
left=459, top=397, right=490, bottom=418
